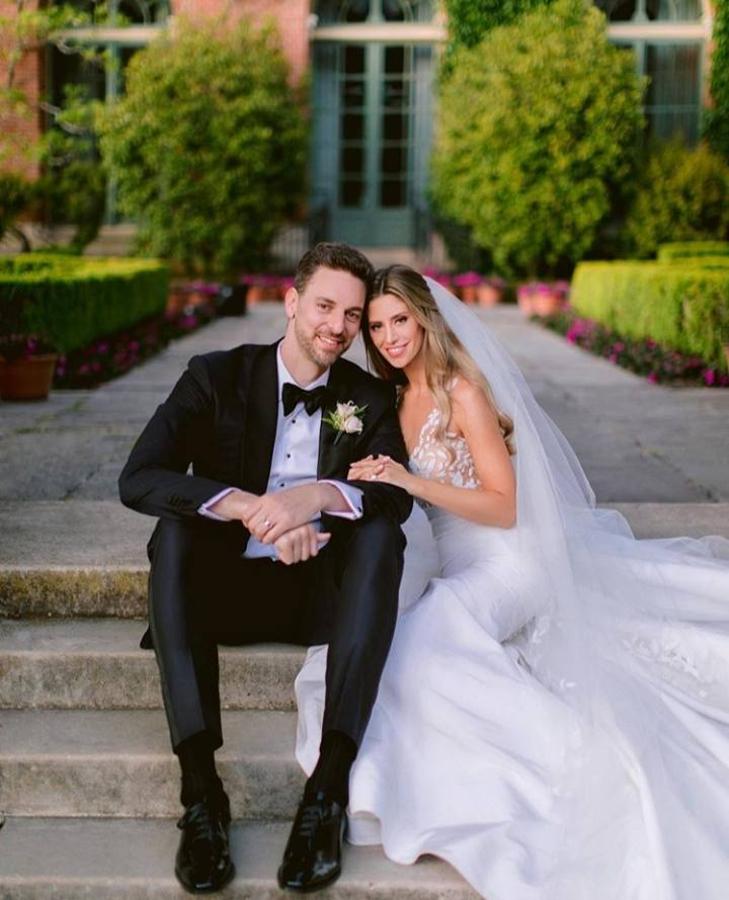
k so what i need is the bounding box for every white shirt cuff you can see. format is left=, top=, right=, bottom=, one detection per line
left=319, top=480, right=363, bottom=520
left=198, top=487, right=236, bottom=521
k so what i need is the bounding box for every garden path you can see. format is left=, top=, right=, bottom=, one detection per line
left=1, top=303, right=727, bottom=505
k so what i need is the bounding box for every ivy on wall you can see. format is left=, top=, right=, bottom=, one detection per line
left=442, top=0, right=553, bottom=61
left=704, top=0, right=729, bottom=161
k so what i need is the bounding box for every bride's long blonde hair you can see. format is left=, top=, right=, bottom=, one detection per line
left=363, top=265, right=515, bottom=456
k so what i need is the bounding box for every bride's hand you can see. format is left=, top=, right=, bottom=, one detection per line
left=350, top=455, right=413, bottom=491
left=348, top=455, right=381, bottom=480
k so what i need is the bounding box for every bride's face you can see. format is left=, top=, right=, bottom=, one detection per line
left=367, top=293, right=425, bottom=369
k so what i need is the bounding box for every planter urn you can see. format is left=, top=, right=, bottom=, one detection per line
left=0, top=354, right=58, bottom=401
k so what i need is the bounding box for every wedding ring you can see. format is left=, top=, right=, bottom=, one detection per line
left=263, top=518, right=272, bottom=528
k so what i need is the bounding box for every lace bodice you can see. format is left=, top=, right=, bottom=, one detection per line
left=409, top=407, right=482, bottom=490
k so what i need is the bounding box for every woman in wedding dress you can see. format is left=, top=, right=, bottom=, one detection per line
left=295, top=265, right=729, bottom=900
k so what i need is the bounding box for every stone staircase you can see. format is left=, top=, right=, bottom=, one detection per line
left=2, top=500, right=728, bottom=895
left=0, top=549, right=477, bottom=897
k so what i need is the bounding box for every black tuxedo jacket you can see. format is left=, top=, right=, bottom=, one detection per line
left=119, top=340, right=413, bottom=552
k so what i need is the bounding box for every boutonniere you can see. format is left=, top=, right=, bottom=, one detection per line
left=323, top=401, right=367, bottom=444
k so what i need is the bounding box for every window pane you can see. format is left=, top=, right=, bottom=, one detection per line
left=342, top=113, right=364, bottom=140
left=383, top=80, right=408, bottom=110
left=381, top=145, right=405, bottom=175
left=383, top=113, right=408, bottom=140
left=383, top=0, right=406, bottom=21
left=341, top=0, right=369, bottom=22
left=646, top=0, right=701, bottom=20
left=341, top=78, right=365, bottom=108
left=645, top=43, right=701, bottom=141
left=340, top=179, right=365, bottom=206
left=385, top=46, right=405, bottom=75
left=595, top=0, right=701, bottom=20
left=341, top=146, right=364, bottom=174
left=344, top=46, right=365, bottom=75
left=380, top=179, right=406, bottom=207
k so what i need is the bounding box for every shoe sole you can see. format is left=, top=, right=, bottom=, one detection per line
left=277, top=865, right=342, bottom=893
left=176, top=860, right=236, bottom=894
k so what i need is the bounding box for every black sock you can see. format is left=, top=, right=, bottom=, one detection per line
left=176, top=731, right=223, bottom=808
left=305, top=730, right=357, bottom=806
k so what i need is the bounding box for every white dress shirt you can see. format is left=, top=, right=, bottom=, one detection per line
left=199, top=345, right=363, bottom=559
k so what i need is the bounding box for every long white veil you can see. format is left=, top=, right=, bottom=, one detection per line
left=425, top=277, right=729, bottom=900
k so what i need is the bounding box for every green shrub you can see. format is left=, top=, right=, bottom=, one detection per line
left=0, top=255, right=169, bottom=352
left=621, top=140, right=729, bottom=259
left=704, top=0, right=729, bottom=162
left=571, top=260, right=729, bottom=370
left=441, top=0, right=553, bottom=74
left=432, top=0, right=644, bottom=279
left=657, top=241, right=729, bottom=261
left=0, top=172, right=33, bottom=251
left=97, top=16, right=306, bottom=279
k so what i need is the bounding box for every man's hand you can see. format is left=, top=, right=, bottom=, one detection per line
left=245, top=484, right=333, bottom=543
left=207, top=488, right=259, bottom=522
left=273, top=524, right=331, bottom=566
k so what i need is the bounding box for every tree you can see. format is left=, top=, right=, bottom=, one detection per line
left=0, top=0, right=107, bottom=249
left=432, top=0, right=644, bottom=279
left=97, top=16, right=307, bottom=278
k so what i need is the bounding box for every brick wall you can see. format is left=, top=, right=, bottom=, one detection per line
left=172, top=0, right=312, bottom=83
left=0, top=0, right=43, bottom=178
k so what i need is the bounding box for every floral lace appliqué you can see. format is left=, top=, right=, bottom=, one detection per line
left=409, top=407, right=482, bottom=491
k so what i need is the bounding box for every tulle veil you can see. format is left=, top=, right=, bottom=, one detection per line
left=422, top=277, right=729, bottom=899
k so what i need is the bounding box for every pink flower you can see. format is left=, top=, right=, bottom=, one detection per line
left=704, top=369, right=716, bottom=386
left=647, top=372, right=658, bottom=384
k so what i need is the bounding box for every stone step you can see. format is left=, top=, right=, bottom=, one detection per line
left=2, top=502, right=728, bottom=618
left=0, top=619, right=304, bottom=711
left=0, top=817, right=478, bottom=898
left=0, top=709, right=305, bottom=819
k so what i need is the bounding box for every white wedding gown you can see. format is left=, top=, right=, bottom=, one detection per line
left=295, top=407, right=729, bottom=900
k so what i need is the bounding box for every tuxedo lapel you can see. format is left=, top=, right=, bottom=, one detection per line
left=240, top=342, right=279, bottom=494
left=318, top=360, right=353, bottom=479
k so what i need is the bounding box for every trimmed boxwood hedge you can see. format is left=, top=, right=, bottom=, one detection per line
left=0, top=255, right=169, bottom=353
left=571, top=260, right=729, bottom=370
left=657, top=242, right=729, bottom=261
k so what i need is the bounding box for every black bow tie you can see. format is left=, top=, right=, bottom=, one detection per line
left=282, top=382, right=332, bottom=417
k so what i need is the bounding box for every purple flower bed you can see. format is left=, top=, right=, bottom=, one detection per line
left=53, top=305, right=215, bottom=390
left=537, top=307, right=729, bottom=388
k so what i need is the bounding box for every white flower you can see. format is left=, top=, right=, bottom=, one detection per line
left=344, top=415, right=363, bottom=434
left=323, top=400, right=367, bottom=443
left=336, top=401, right=357, bottom=418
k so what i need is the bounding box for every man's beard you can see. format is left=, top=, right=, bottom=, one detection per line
left=295, top=320, right=349, bottom=369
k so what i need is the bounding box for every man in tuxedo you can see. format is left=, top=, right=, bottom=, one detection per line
left=118, top=242, right=412, bottom=893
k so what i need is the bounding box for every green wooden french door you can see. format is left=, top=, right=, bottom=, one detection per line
left=312, top=40, right=434, bottom=247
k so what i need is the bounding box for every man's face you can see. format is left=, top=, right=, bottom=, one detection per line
left=285, top=266, right=366, bottom=370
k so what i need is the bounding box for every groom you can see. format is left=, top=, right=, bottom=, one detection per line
left=119, top=242, right=412, bottom=893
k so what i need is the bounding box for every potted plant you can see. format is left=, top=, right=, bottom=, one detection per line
left=453, top=271, right=483, bottom=304
left=0, top=335, right=59, bottom=401
left=477, top=275, right=507, bottom=307
left=517, top=281, right=570, bottom=316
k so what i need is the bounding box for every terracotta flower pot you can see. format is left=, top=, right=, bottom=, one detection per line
left=517, top=287, right=536, bottom=316
left=460, top=285, right=479, bottom=305
left=246, top=285, right=264, bottom=305
left=476, top=284, right=503, bottom=307
left=532, top=290, right=563, bottom=317
left=0, top=353, right=58, bottom=401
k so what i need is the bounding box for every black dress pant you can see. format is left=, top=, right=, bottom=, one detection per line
left=146, top=516, right=405, bottom=753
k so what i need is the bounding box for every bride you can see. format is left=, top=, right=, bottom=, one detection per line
left=295, top=264, right=729, bottom=900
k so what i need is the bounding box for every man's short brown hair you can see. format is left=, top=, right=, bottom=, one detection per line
left=294, top=242, right=374, bottom=297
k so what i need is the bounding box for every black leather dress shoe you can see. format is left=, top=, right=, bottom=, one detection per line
left=277, top=791, right=346, bottom=892
left=175, top=794, right=235, bottom=894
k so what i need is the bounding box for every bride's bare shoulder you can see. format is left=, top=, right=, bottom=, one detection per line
left=450, top=377, right=495, bottom=419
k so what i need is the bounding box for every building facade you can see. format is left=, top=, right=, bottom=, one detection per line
left=2, top=0, right=718, bottom=252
